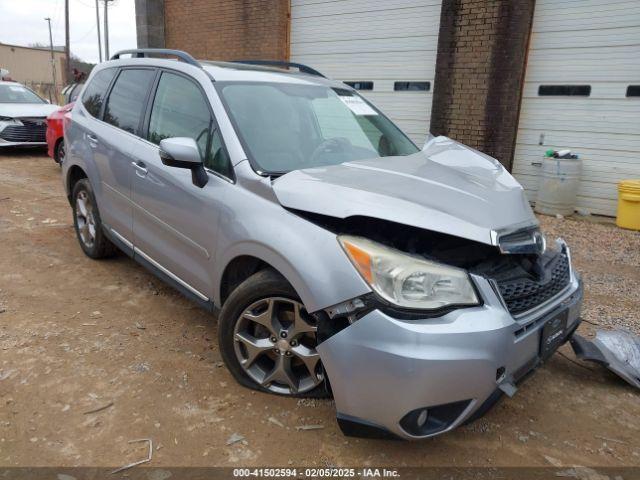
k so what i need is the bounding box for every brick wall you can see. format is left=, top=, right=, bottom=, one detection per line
left=430, top=0, right=535, bottom=170
left=163, top=0, right=290, bottom=61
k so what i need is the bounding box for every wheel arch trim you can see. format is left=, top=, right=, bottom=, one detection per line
left=215, top=243, right=314, bottom=311
left=214, top=226, right=372, bottom=312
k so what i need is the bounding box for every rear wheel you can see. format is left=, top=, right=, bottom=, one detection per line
left=54, top=139, right=66, bottom=164
left=72, top=179, right=116, bottom=259
left=218, top=269, right=328, bottom=397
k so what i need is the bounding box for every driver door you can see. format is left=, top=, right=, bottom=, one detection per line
left=131, top=70, right=230, bottom=300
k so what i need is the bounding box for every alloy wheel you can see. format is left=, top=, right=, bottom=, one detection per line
left=233, top=297, right=322, bottom=395
left=75, top=190, right=96, bottom=248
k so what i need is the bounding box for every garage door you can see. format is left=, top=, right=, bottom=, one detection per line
left=290, top=0, right=442, bottom=146
left=512, top=0, right=640, bottom=216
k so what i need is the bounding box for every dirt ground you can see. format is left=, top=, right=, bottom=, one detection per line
left=1, top=151, right=639, bottom=469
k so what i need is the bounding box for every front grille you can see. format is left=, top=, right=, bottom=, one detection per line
left=496, top=252, right=570, bottom=316
left=0, top=118, right=47, bottom=143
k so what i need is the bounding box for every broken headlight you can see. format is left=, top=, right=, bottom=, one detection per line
left=339, top=235, right=479, bottom=311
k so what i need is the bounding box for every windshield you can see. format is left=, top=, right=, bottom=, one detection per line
left=217, top=82, right=419, bottom=174
left=0, top=84, right=45, bottom=104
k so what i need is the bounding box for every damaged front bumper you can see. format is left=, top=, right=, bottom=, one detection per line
left=317, top=267, right=583, bottom=440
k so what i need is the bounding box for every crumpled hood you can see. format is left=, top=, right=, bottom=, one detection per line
left=272, top=136, right=537, bottom=246
left=0, top=103, right=59, bottom=118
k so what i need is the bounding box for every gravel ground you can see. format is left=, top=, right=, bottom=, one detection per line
left=538, top=215, right=640, bottom=334
left=1, top=152, right=639, bottom=469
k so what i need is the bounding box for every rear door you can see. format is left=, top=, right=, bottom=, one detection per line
left=94, top=68, right=157, bottom=244
left=131, top=70, right=233, bottom=299
left=71, top=68, right=125, bottom=239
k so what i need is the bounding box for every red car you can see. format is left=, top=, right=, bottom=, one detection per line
left=46, top=102, right=73, bottom=164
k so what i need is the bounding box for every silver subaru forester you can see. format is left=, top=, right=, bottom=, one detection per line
left=62, top=49, right=582, bottom=440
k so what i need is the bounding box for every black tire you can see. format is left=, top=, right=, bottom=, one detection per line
left=71, top=178, right=117, bottom=259
left=218, top=269, right=329, bottom=398
left=54, top=139, right=65, bottom=165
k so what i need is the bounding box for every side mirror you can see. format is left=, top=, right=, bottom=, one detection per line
left=159, top=137, right=208, bottom=188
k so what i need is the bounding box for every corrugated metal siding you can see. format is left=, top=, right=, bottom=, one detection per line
left=513, top=0, right=640, bottom=216
left=290, top=0, right=442, bottom=145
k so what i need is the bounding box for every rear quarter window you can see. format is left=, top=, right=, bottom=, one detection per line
left=81, top=68, right=117, bottom=118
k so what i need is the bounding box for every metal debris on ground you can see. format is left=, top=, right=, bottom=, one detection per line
left=110, top=438, right=153, bottom=474
left=295, top=424, right=324, bottom=431
left=571, top=329, right=640, bottom=389
left=268, top=416, right=285, bottom=428
left=543, top=455, right=563, bottom=467
left=83, top=401, right=114, bottom=415
left=595, top=435, right=626, bottom=444
left=226, top=433, right=245, bottom=445
left=132, top=362, right=150, bottom=373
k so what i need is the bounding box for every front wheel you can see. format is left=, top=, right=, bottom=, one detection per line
left=218, top=269, right=328, bottom=397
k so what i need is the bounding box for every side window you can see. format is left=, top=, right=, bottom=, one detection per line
left=103, top=69, right=155, bottom=134
left=81, top=68, right=117, bottom=118
left=148, top=72, right=211, bottom=155
left=206, top=129, right=233, bottom=178
left=148, top=72, right=232, bottom=177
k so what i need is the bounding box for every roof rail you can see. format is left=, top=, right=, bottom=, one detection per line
left=232, top=60, right=325, bottom=78
left=110, top=49, right=201, bottom=68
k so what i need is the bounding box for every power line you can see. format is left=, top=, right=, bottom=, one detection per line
left=75, top=24, right=97, bottom=43
left=74, top=0, right=98, bottom=8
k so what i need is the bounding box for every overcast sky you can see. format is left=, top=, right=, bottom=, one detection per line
left=0, top=0, right=137, bottom=63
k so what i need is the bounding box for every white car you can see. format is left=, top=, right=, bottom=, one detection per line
left=0, top=81, right=59, bottom=147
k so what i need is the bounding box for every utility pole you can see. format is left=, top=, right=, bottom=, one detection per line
left=103, top=0, right=113, bottom=59
left=44, top=17, right=57, bottom=103
left=95, top=0, right=102, bottom=62
left=64, top=0, right=71, bottom=84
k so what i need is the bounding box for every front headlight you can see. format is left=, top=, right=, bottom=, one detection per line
left=339, top=235, right=479, bottom=311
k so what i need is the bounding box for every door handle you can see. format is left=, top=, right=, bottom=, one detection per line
left=132, top=161, right=148, bottom=176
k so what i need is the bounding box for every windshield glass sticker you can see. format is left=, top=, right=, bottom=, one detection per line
left=339, top=95, right=377, bottom=116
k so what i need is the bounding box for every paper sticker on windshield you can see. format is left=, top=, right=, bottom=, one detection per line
left=339, top=95, right=377, bottom=116
left=9, top=86, right=26, bottom=92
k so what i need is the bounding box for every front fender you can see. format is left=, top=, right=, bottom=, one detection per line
left=213, top=208, right=371, bottom=313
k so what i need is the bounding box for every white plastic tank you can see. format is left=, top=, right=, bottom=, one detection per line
left=535, top=157, right=582, bottom=216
